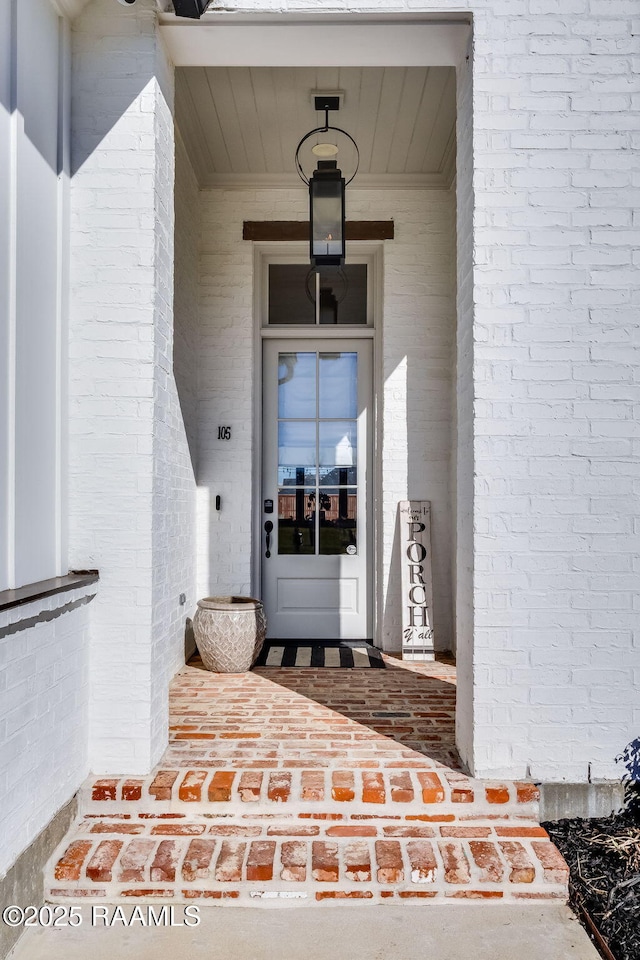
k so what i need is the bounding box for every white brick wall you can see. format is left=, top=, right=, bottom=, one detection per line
left=150, top=29, right=194, bottom=758
left=197, top=187, right=456, bottom=651
left=187, top=0, right=639, bottom=781
left=168, top=125, right=201, bottom=665
left=68, top=0, right=186, bottom=773
left=0, top=588, right=93, bottom=875
left=468, top=0, right=639, bottom=781
left=64, top=0, right=639, bottom=785
left=453, top=33, right=475, bottom=771
left=197, top=189, right=259, bottom=599
left=376, top=190, right=456, bottom=650
left=174, top=130, right=200, bottom=468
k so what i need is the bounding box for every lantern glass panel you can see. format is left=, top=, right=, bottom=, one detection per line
left=311, top=180, right=343, bottom=259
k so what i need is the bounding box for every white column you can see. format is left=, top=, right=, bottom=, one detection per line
left=69, top=0, right=177, bottom=773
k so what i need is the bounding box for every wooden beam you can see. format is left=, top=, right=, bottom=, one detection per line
left=242, top=221, right=394, bottom=242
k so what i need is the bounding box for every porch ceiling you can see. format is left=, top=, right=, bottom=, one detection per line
left=176, top=66, right=456, bottom=189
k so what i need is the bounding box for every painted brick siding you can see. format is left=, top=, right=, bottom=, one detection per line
left=173, top=131, right=201, bottom=469
left=197, top=187, right=456, bottom=651
left=196, top=190, right=259, bottom=601
left=150, top=30, right=192, bottom=762
left=187, top=0, right=639, bottom=780
left=68, top=0, right=181, bottom=773
left=168, top=126, right=201, bottom=667
left=0, top=589, right=93, bottom=875
left=378, top=190, right=456, bottom=650
left=65, top=0, right=639, bottom=786
left=468, top=1, right=640, bottom=781
left=453, top=36, right=475, bottom=771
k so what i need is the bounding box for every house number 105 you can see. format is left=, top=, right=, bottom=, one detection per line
left=218, top=426, right=231, bottom=440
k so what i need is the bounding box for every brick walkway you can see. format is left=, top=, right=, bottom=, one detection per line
left=45, top=656, right=569, bottom=905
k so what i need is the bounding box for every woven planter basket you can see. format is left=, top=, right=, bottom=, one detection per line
left=193, top=596, right=266, bottom=673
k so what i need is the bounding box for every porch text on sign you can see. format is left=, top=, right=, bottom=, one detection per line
left=399, top=501, right=435, bottom=661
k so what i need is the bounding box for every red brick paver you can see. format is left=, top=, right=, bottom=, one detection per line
left=281, top=841, right=307, bottom=882
left=45, top=656, right=568, bottom=905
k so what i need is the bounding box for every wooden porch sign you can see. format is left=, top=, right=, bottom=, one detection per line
left=399, top=501, right=435, bottom=661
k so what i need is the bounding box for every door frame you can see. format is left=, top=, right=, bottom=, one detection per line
left=261, top=337, right=373, bottom=639
left=251, top=240, right=383, bottom=646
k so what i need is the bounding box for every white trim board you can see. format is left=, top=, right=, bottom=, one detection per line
left=161, top=22, right=470, bottom=68
left=51, top=0, right=169, bottom=16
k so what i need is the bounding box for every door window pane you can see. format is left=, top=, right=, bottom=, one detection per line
left=318, top=488, right=357, bottom=555
left=278, top=352, right=316, bottom=419
left=319, top=465, right=357, bottom=486
left=319, top=352, right=357, bottom=419
left=278, top=421, right=316, bottom=486
left=278, top=488, right=315, bottom=555
left=279, top=465, right=318, bottom=487
left=269, top=266, right=315, bottom=325
left=319, top=421, right=356, bottom=468
left=317, top=266, right=367, bottom=325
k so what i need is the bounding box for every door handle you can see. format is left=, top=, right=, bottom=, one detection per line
left=264, top=520, right=273, bottom=558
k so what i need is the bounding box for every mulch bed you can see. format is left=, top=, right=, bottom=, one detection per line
left=543, top=810, right=640, bottom=960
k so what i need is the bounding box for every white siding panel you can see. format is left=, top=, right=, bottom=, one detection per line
left=0, top=0, right=13, bottom=591
left=0, top=0, right=90, bottom=888
left=14, top=0, right=61, bottom=585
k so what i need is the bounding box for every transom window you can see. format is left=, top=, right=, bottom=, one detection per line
left=267, top=263, right=369, bottom=326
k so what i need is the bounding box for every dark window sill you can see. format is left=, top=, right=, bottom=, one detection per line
left=0, top=571, right=100, bottom=613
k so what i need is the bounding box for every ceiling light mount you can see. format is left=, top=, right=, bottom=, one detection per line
left=310, top=90, right=345, bottom=112
left=314, top=95, right=341, bottom=113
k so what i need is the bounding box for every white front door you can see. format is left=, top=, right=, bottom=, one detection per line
left=262, top=339, right=372, bottom=640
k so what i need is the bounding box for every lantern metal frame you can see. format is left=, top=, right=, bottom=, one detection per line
left=294, top=122, right=360, bottom=188
left=295, top=100, right=360, bottom=268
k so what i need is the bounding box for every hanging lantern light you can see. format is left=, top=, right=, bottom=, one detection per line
left=295, top=96, right=359, bottom=268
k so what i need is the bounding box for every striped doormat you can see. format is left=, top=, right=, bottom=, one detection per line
left=255, top=641, right=385, bottom=668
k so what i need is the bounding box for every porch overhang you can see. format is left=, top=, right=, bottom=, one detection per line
left=161, top=20, right=471, bottom=68
left=53, top=0, right=172, bottom=18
